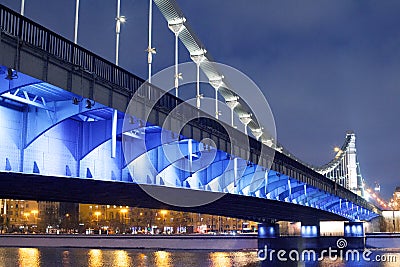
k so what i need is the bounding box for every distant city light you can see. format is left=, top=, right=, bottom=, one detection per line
left=160, top=210, right=168, bottom=216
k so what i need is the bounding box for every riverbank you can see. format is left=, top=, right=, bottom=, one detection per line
left=1, top=233, right=399, bottom=251
left=0, top=234, right=258, bottom=250
left=366, top=233, right=400, bottom=249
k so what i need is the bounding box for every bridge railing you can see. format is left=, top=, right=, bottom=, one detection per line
left=0, top=4, right=144, bottom=93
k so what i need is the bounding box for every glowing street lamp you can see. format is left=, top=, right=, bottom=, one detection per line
left=160, top=210, right=168, bottom=232
left=23, top=212, right=30, bottom=231
left=30, top=209, right=38, bottom=225
left=94, top=211, right=101, bottom=225
left=120, top=208, right=128, bottom=233
left=160, top=210, right=168, bottom=216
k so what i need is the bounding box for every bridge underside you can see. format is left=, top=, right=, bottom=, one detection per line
left=0, top=66, right=378, bottom=222
left=0, top=172, right=346, bottom=222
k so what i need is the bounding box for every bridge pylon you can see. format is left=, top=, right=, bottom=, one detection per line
left=314, top=131, right=364, bottom=197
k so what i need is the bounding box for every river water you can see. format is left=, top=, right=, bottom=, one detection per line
left=0, top=247, right=399, bottom=266
left=0, top=248, right=258, bottom=267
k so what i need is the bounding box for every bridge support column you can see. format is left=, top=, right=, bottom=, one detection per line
left=297, top=221, right=321, bottom=250
left=343, top=221, right=365, bottom=249
left=344, top=221, right=364, bottom=237
left=257, top=221, right=280, bottom=255
left=258, top=221, right=280, bottom=239
left=300, top=223, right=320, bottom=238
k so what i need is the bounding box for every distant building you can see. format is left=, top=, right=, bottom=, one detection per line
left=0, top=199, right=79, bottom=233
left=39, top=202, right=79, bottom=232
left=78, top=204, right=251, bottom=234
left=0, top=199, right=39, bottom=232
left=1, top=199, right=254, bottom=234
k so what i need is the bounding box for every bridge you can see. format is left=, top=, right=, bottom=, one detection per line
left=0, top=2, right=379, bottom=237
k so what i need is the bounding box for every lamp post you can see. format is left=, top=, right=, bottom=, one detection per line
left=23, top=212, right=30, bottom=232
left=115, top=0, right=126, bottom=66
left=94, top=211, right=101, bottom=226
left=65, top=213, right=70, bottom=233
left=31, top=210, right=38, bottom=225
left=168, top=17, right=186, bottom=98
left=120, top=208, right=128, bottom=233
left=160, top=210, right=168, bottom=233
left=74, top=0, right=80, bottom=44
left=239, top=113, right=252, bottom=135
left=209, top=76, right=224, bottom=119
left=226, top=97, right=239, bottom=128
left=20, top=0, right=25, bottom=15
left=146, top=0, right=156, bottom=84
left=190, top=49, right=206, bottom=109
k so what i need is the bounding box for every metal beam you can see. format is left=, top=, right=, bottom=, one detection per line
left=1, top=92, right=55, bottom=111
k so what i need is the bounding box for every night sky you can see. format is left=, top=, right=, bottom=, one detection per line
left=2, top=0, right=400, bottom=200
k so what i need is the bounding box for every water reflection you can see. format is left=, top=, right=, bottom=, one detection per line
left=232, top=251, right=259, bottom=266
left=18, top=248, right=40, bottom=267
left=259, top=251, right=400, bottom=267
left=0, top=247, right=395, bottom=267
left=88, top=249, right=103, bottom=267
left=154, top=250, right=172, bottom=266
left=112, top=250, right=131, bottom=267
left=62, top=250, right=71, bottom=266
left=210, top=252, right=231, bottom=267
left=134, top=253, right=148, bottom=266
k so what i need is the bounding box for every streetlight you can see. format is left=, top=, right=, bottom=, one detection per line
left=20, top=0, right=25, bottom=15
left=74, top=0, right=80, bottom=44
left=31, top=210, right=38, bottom=225
left=23, top=212, right=30, bottom=232
left=190, top=49, right=206, bottom=109
left=147, top=0, right=155, bottom=83
left=120, top=208, right=128, bottom=233
left=209, top=76, right=224, bottom=120
left=94, top=211, right=101, bottom=225
left=167, top=17, right=186, bottom=98
left=160, top=210, right=168, bottom=216
left=115, top=0, right=126, bottom=66
left=160, top=210, right=168, bottom=233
